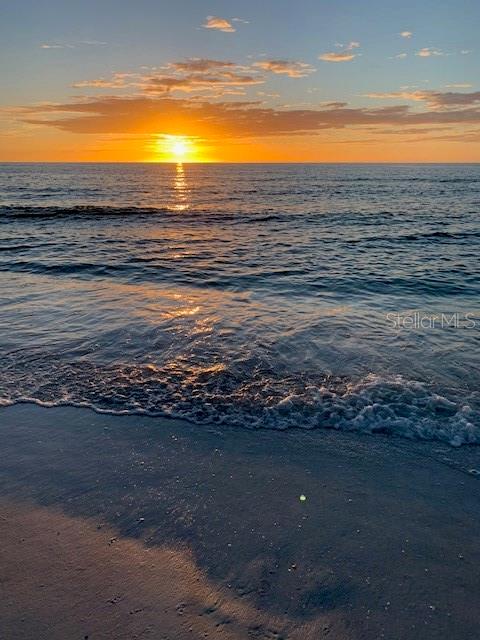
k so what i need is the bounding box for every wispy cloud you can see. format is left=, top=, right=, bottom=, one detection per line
left=202, top=16, right=236, bottom=33
left=40, top=43, right=73, bottom=49
left=72, top=59, right=266, bottom=96
left=78, top=40, right=107, bottom=46
left=170, top=59, right=236, bottom=73
left=252, top=60, right=315, bottom=78
left=363, top=91, right=431, bottom=102
left=21, top=91, right=480, bottom=139
left=319, top=51, right=356, bottom=62
left=416, top=47, right=444, bottom=57
left=400, top=31, right=413, bottom=38
left=72, top=73, right=136, bottom=89
left=40, top=40, right=106, bottom=50
left=363, top=89, right=480, bottom=109
left=144, top=72, right=264, bottom=94
left=73, top=56, right=318, bottom=98
left=319, top=41, right=360, bottom=62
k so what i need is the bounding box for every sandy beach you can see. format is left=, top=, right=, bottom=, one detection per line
left=0, top=403, right=479, bottom=639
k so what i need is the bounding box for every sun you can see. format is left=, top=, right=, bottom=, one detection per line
left=171, top=138, right=188, bottom=160
left=157, top=135, right=196, bottom=162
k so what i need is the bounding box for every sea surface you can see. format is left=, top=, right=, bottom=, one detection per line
left=1, top=163, right=479, bottom=445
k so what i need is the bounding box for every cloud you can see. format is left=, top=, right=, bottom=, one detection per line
left=416, top=47, right=443, bottom=57
left=202, top=16, right=236, bottom=32
left=320, top=41, right=360, bottom=62
left=40, top=43, right=73, bottom=49
left=428, top=91, right=480, bottom=107
left=445, top=83, right=473, bottom=88
left=78, top=40, right=107, bottom=46
left=335, top=41, right=360, bottom=50
left=387, top=128, right=480, bottom=144
left=71, top=58, right=266, bottom=96
left=169, top=59, right=236, bottom=73
left=319, top=52, right=356, bottom=62
left=400, top=31, right=413, bottom=38
left=71, top=57, right=313, bottom=98
left=252, top=60, right=315, bottom=78
left=72, top=73, right=136, bottom=89
left=144, top=71, right=264, bottom=94
left=363, top=91, right=428, bottom=101
left=257, top=91, right=281, bottom=98
left=363, top=89, right=480, bottom=109
left=393, top=53, right=408, bottom=59
left=20, top=93, right=480, bottom=139
left=40, top=40, right=106, bottom=49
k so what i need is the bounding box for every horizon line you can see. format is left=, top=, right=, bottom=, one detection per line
left=1, top=161, right=480, bottom=165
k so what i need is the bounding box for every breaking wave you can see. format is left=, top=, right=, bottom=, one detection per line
left=1, top=357, right=478, bottom=446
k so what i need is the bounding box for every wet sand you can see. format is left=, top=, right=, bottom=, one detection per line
left=0, top=403, right=479, bottom=639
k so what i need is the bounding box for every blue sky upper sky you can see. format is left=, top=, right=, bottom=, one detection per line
left=1, top=0, right=479, bottom=161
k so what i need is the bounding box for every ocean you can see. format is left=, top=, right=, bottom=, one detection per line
left=1, top=162, right=479, bottom=445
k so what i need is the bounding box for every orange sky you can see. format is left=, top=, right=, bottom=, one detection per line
left=2, top=126, right=479, bottom=163
left=1, top=3, right=479, bottom=162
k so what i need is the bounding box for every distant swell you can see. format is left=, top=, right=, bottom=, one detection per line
left=0, top=204, right=299, bottom=225
left=0, top=204, right=175, bottom=220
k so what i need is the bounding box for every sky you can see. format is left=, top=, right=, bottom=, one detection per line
left=0, top=0, right=479, bottom=162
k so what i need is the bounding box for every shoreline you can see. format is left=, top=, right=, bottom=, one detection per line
left=1, top=403, right=479, bottom=639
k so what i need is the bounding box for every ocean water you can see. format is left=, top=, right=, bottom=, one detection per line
left=1, top=162, right=479, bottom=445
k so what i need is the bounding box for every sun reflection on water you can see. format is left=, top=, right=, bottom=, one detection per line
left=172, top=162, right=190, bottom=212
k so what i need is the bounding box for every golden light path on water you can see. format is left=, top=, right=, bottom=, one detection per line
left=172, top=162, right=190, bottom=211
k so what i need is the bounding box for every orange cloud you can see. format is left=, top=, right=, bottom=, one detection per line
left=319, top=42, right=360, bottom=63
left=252, top=60, right=315, bottom=77
left=319, top=52, right=356, bottom=62
left=416, top=47, right=443, bottom=57
left=169, top=59, right=236, bottom=73
left=143, top=72, right=264, bottom=94
left=72, top=73, right=137, bottom=89
left=72, top=60, right=265, bottom=96
left=202, top=16, right=235, bottom=32
left=363, top=90, right=480, bottom=109
left=21, top=94, right=480, bottom=140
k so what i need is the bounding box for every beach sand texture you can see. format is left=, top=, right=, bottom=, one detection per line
left=0, top=403, right=479, bottom=639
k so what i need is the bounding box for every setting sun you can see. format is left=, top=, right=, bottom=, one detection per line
left=157, top=135, right=198, bottom=162
left=170, top=137, right=188, bottom=160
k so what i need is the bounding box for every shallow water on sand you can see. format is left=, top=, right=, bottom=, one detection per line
left=1, top=163, right=479, bottom=444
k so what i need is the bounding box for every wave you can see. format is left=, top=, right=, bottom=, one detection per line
left=347, top=229, right=480, bottom=244
left=0, top=204, right=175, bottom=220
left=0, top=204, right=301, bottom=226
left=1, top=357, right=478, bottom=446
left=2, top=259, right=478, bottom=299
